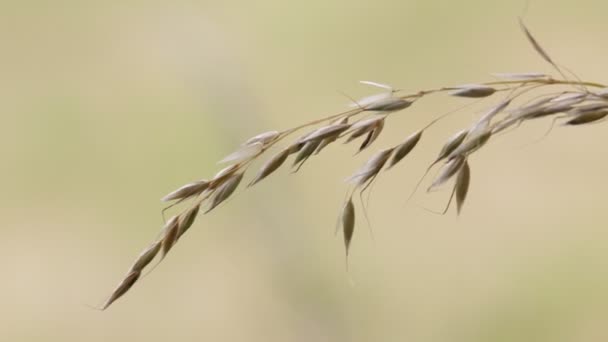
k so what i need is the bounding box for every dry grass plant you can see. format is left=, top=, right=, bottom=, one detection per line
left=99, top=20, right=608, bottom=310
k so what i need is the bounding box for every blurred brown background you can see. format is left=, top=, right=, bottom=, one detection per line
left=2, top=0, right=608, bottom=341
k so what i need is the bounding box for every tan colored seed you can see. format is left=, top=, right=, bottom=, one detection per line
left=449, top=84, right=496, bottom=98
left=249, top=148, right=290, bottom=186
left=388, top=130, right=423, bottom=169
left=564, top=110, right=608, bottom=125
left=102, top=270, right=141, bottom=310
left=428, top=156, right=466, bottom=192
left=129, top=241, right=162, bottom=273
left=206, top=173, right=244, bottom=213
left=342, top=197, right=355, bottom=256
left=455, top=160, right=471, bottom=215
left=434, top=129, right=469, bottom=163
left=161, top=216, right=180, bottom=257
left=178, top=204, right=201, bottom=239
left=161, top=180, right=209, bottom=202
left=363, top=97, right=412, bottom=112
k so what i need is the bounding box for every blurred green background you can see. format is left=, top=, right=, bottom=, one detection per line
left=2, top=0, right=608, bottom=341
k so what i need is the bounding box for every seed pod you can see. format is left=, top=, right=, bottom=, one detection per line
left=491, top=72, right=548, bottom=81
left=519, top=18, right=555, bottom=66
left=434, top=129, right=469, bottom=163
left=478, top=99, right=511, bottom=124
left=568, top=102, right=608, bottom=116
left=363, top=97, right=412, bottom=112
left=449, top=84, right=496, bottom=98
left=315, top=117, right=349, bottom=154
left=211, top=165, right=240, bottom=188
left=243, top=131, right=280, bottom=146
left=218, top=142, right=263, bottom=164
left=564, top=110, right=608, bottom=125
left=129, top=241, right=162, bottom=273
left=388, top=130, right=423, bottom=168
left=455, top=160, right=471, bottom=215
left=300, top=124, right=351, bottom=144
left=511, top=96, right=556, bottom=120
left=102, top=270, right=141, bottom=310
left=292, top=140, right=321, bottom=169
left=342, top=198, right=355, bottom=256
left=206, top=173, right=244, bottom=213
left=358, top=119, right=384, bottom=152
left=249, top=148, right=290, bottom=186
left=178, top=204, right=201, bottom=238
left=161, top=180, right=209, bottom=202
left=161, top=216, right=180, bottom=257
left=448, top=130, right=492, bottom=159
left=550, top=92, right=587, bottom=103
left=428, top=156, right=466, bottom=192
left=346, top=117, right=384, bottom=144
left=347, top=148, right=393, bottom=187
left=350, top=92, right=391, bottom=108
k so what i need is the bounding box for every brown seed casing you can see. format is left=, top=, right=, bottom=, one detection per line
left=449, top=85, right=496, bottom=98
left=129, top=241, right=162, bottom=273
left=161, top=216, right=180, bottom=257
left=363, top=97, right=412, bottom=112
left=206, top=173, right=244, bottom=213
left=428, top=156, right=466, bottom=192
left=249, top=148, right=290, bottom=186
left=102, top=270, right=141, bottom=310
left=178, top=204, right=201, bottom=239
left=388, top=130, right=423, bottom=168
left=162, top=180, right=209, bottom=202
left=342, top=198, right=355, bottom=256
left=455, top=160, right=471, bottom=215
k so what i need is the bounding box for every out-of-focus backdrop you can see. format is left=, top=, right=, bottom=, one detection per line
left=2, top=0, right=608, bottom=341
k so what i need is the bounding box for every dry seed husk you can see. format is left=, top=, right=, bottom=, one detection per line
left=315, top=118, right=349, bottom=154
left=363, top=97, right=412, bottom=112
left=346, top=117, right=385, bottom=141
left=219, top=142, right=263, bottom=164
left=510, top=96, right=556, bottom=120
left=519, top=18, right=555, bottom=66
left=448, top=130, right=492, bottom=159
left=301, top=124, right=351, bottom=144
left=455, top=160, right=471, bottom=215
left=449, top=85, right=496, bottom=98
left=358, top=119, right=384, bottom=152
left=243, top=131, right=280, bottom=146
left=249, top=148, right=290, bottom=186
left=178, top=204, right=201, bottom=238
left=342, top=198, right=355, bottom=256
left=388, top=130, right=423, bottom=168
left=206, top=172, right=244, bottom=213
left=103, top=270, right=141, bottom=310
left=564, top=111, right=608, bottom=125
left=161, top=180, right=209, bottom=202
left=551, top=92, right=587, bottom=103
left=292, top=140, right=321, bottom=168
left=434, top=130, right=469, bottom=163
left=129, top=241, right=162, bottom=273
left=161, top=216, right=180, bottom=257
left=491, top=72, right=548, bottom=81
left=526, top=101, right=577, bottom=119
left=428, top=156, right=466, bottom=192
left=568, top=102, right=608, bottom=116
left=211, top=164, right=240, bottom=188
left=347, top=148, right=393, bottom=187
left=479, top=99, right=511, bottom=123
